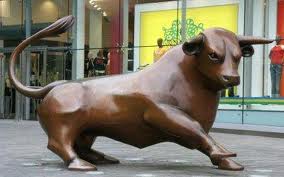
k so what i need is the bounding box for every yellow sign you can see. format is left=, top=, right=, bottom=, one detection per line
left=139, top=4, right=239, bottom=65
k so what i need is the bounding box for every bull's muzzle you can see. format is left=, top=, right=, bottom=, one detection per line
left=220, top=75, right=240, bottom=87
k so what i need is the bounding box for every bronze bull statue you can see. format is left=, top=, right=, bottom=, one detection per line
left=9, top=16, right=273, bottom=171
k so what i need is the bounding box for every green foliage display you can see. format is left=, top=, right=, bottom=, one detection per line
left=162, top=19, right=204, bottom=46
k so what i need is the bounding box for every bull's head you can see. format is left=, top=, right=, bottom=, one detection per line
left=182, top=28, right=273, bottom=90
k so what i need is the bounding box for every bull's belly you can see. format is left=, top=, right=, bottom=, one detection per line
left=91, top=122, right=167, bottom=149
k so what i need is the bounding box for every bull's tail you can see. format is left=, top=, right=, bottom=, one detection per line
left=9, top=16, right=75, bottom=99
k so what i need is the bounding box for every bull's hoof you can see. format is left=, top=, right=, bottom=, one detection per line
left=217, top=158, right=244, bottom=171
left=210, top=151, right=237, bottom=166
left=96, top=154, right=120, bottom=164
left=210, top=151, right=237, bottom=161
left=79, top=150, right=120, bottom=165
left=68, top=158, right=97, bottom=171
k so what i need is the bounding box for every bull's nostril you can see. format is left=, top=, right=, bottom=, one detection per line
left=220, top=75, right=240, bottom=86
left=221, top=76, right=230, bottom=82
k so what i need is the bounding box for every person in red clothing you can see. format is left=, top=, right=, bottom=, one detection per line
left=269, top=36, right=284, bottom=97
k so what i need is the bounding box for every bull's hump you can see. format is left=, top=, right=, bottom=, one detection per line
left=45, top=83, right=86, bottom=114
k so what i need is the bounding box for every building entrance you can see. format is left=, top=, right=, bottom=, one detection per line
left=0, top=47, right=71, bottom=120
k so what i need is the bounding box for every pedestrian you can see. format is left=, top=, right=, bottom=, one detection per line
left=87, top=52, right=95, bottom=77
left=269, top=36, right=284, bottom=97
left=94, top=50, right=107, bottom=76
left=153, top=38, right=167, bottom=62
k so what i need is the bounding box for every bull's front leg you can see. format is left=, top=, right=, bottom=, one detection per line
left=143, top=104, right=243, bottom=171
left=206, top=135, right=244, bottom=171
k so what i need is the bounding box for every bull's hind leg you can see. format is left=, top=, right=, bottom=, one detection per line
left=75, top=133, right=120, bottom=164
left=143, top=104, right=243, bottom=171
left=46, top=124, right=97, bottom=171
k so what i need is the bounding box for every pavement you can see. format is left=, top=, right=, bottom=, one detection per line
left=212, top=123, right=284, bottom=138
left=0, top=120, right=284, bottom=177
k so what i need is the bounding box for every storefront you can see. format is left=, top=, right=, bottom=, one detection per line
left=0, top=0, right=73, bottom=120
left=134, top=0, right=240, bottom=67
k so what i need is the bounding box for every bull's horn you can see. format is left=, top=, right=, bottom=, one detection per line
left=237, top=35, right=274, bottom=45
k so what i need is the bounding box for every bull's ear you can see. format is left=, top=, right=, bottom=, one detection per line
left=241, top=45, right=254, bottom=57
left=182, top=34, right=204, bottom=56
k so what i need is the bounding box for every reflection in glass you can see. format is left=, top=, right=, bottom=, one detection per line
left=32, top=0, right=71, bottom=45
left=85, top=48, right=110, bottom=78
left=0, top=52, right=19, bottom=119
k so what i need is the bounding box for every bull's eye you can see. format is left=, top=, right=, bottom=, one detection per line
left=208, top=52, right=220, bottom=63
left=241, top=45, right=254, bottom=57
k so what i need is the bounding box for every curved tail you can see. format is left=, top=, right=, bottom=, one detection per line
left=9, top=15, right=75, bottom=99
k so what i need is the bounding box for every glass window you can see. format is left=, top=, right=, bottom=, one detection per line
left=131, top=0, right=179, bottom=70
left=0, top=0, right=23, bottom=47
left=31, top=0, right=72, bottom=46
left=0, top=0, right=23, bottom=119
left=86, top=0, right=121, bottom=49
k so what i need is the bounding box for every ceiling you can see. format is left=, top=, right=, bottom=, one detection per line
left=85, top=0, right=177, bottom=17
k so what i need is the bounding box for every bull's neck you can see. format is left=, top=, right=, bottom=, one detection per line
left=145, top=48, right=220, bottom=129
left=180, top=55, right=222, bottom=94
left=142, top=46, right=220, bottom=97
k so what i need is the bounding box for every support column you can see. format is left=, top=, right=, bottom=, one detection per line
left=242, top=0, right=253, bottom=97
left=251, top=0, right=265, bottom=97
left=277, top=0, right=284, bottom=41
left=122, top=0, right=129, bottom=73
left=15, top=0, right=32, bottom=120
left=110, top=0, right=123, bottom=74
left=89, top=10, right=102, bottom=56
left=237, top=0, right=245, bottom=97
left=72, top=0, right=85, bottom=79
left=181, top=0, right=187, bottom=43
left=0, top=40, right=4, bottom=119
left=23, top=0, right=32, bottom=120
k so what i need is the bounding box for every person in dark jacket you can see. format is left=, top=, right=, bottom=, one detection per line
left=94, top=50, right=107, bottom=76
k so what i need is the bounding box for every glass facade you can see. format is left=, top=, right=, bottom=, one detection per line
left=0, top=0, right=284, bottom=127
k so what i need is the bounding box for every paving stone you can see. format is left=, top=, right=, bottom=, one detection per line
left=0, top=120, right=283, bottom=177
